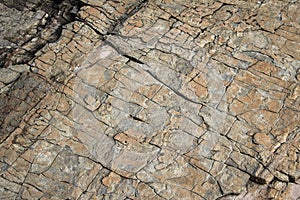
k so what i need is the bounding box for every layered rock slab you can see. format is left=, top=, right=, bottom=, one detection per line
left=0, top=0, right=299, bottom=199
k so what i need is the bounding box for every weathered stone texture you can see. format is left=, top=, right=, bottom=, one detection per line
left=0, top=0, right=299, bottom=199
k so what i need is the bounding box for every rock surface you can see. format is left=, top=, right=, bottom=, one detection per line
left=0, top=0, right=299, bottom=199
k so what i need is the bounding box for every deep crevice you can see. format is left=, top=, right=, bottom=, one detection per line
left=123, top=54, right=145, bottom=64
left=249, top=175, right=267, bottom=185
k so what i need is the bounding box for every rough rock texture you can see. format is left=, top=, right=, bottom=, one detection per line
left=0, top=0, right=300, bottom=199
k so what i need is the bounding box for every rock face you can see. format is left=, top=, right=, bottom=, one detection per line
left=0, top=0, right=299, bottom=199
left=0, top=0, right=84, bottom=67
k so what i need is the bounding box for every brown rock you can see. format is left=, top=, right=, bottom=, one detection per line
left=0, top=0, right=299, bottom=199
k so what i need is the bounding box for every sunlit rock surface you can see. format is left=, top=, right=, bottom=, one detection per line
left=0, top=0, right=299, bottom=199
